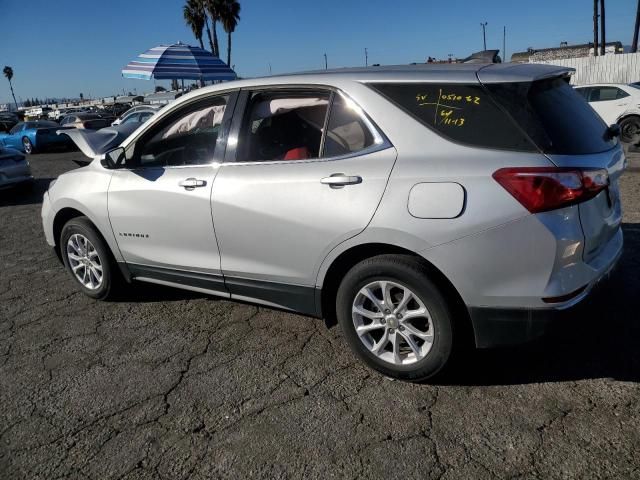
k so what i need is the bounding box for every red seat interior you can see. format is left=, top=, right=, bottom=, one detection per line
left=283, top=147, right=310, bottom=161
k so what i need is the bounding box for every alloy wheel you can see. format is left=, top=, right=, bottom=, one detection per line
left=352, top=280, right=435, bottom=365
left=66, top=233, right=103, bottom=290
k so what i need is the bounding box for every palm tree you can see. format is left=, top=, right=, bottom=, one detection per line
left=204, top=0, right=224, bottom=57
left=220, top=0, right=240, bottom=67
left=183, top=0, right=206, bottom=49
left=3, top=66, right=18, bottom=110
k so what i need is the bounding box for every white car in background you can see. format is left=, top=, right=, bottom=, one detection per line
left=111, top=105, right=160, bottom=126
left=574, top=83, right=640, bottom=143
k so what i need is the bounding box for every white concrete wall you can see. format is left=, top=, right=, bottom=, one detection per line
left=530, top=52, right=640, bottom=85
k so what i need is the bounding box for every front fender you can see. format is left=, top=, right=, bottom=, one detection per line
left=47, top=165, right=123, bottom=262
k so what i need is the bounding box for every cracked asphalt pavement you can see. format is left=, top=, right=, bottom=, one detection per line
left=1, top=150, right=639, bottom=479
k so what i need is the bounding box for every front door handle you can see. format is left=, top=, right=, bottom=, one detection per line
left=320, top=174, right=362, bottom=188
left=179, top=178, right=207, bottom=190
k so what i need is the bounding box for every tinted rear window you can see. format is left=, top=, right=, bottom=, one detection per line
left=371, top=83, right=536, bottom=152
left=486, top=78, right=615, bottom=154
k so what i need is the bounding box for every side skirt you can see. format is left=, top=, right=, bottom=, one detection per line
left=125, top=263, right=320, bottom=317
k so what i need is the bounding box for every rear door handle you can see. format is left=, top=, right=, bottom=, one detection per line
left=320, top=174, right=362, bottom=187
left=179, top=178, right=207, bottom=190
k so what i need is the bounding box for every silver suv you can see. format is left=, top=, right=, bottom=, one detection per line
left=42, top=64, right=624, bottom=381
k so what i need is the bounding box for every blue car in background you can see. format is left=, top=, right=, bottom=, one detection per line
left=0, top=121, right=73, bottom=154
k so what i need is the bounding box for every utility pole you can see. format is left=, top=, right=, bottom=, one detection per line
left=365, top=48, right=368, bottom=67
left=633, top=0, right=640, bottom=53
left=593, top=0, right=599, bottom=56
left=600, top=0, right=606, bottom=55
left=324, top=53, right=328, bottom=70
left=480, top=22, right=488, bottom=50
left=268, top=63, right=272, bottom=75
left=503, top=26, right=506, bottom=62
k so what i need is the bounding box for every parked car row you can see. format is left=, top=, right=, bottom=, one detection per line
left=0, top=146, right=32, bottom=190
left=0, top=104, right=159, bottom=154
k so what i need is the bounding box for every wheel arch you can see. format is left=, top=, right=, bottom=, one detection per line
left=616, top=111, right=640, bottom=124
left=318, top=242, right=472, bottom=345
left=52, top=207, right=89, bottom=261
left=52, top=206, right=132, bottom=282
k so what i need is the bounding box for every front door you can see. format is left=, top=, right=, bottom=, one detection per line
left=211, top=88, right=397, bottom=313
left=108, top=92, right=235, bottom=289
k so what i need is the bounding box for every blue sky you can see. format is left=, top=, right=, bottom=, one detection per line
left=1, top=0, right=638, bottom=103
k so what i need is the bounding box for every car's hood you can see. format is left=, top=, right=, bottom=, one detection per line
left=57, top=123, right=140, bottom=158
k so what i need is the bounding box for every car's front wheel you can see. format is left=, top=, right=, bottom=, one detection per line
left=60, top=217, right=119, bottom=300
left=22, top=137, right=34, bottom=154
left=336, top=255, right=454, bottom=382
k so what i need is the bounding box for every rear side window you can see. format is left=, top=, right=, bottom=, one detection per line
left=588, top=86, right=628, bottom=102
left=487, top=78, right=615, bottom=154
left=323, top=94, right=375, bottom=157
left=370, top=83, right=536, bottom=151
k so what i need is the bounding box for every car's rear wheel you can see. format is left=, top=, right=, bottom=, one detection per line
left=620, top=115, right=640, bottom=144
left=60, top=217, right=119, bottom=300
left=22, top=137, right=34, bottom=154
left=336, top=255, right=454, bottom=382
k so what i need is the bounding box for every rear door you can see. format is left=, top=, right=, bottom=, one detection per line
left=211, top=87, right=396, bottom=313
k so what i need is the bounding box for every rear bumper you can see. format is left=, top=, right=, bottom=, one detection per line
left=469, top=240, right=621, bottom=348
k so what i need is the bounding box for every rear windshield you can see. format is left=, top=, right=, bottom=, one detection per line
left=486, top=78, right=615, bottom=155
left=371, top=78, right=615, bottom=155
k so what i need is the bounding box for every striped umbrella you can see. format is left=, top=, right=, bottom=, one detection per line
left=122, top=42, right=236, bottom=81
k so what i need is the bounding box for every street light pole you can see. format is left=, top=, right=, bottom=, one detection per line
left=503, top=26, right=506, bottom=62
left=324, top=53, right=328, bottom=70
left=365, top=48, right=368, bottom=67
left=480, top=22, right=488, bottom=50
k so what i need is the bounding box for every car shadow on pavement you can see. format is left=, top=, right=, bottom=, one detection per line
left=0, top=177, right=53, bottom=207
left=442, top=222, right=640, bottom=386
left=111, top=282, right=207, bottom=303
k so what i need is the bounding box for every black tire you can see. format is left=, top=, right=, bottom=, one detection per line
left=336, top=255, right=454, bottom=382
left=22, top=137, right=34, bottom=154
left=60, top=216, right=119, bottom=300
left=619, top=115, right=640, bottom=144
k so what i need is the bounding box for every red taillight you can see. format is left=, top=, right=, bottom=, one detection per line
left=492, top=167, right=609, bottom=213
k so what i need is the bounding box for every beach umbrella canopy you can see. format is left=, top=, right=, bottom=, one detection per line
left=122, top=42, right=236, bottom=81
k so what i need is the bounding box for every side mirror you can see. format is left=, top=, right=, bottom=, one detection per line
left=101, top=147, right=125, bottom=169
left=606, top=124, right=621, bottom=140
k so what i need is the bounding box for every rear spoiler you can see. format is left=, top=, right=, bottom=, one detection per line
left=477, top=63, right=574, bottom=84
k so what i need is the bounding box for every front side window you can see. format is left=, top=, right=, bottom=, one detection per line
left=122, top=113, right=140, bottom=124
left=574, top=87, right=590, bottom=100
left=139, top=111, right=154, bottom=123
left=237, top=91, right=330, bottom=162
left=133, top=95, right=228, bottom=168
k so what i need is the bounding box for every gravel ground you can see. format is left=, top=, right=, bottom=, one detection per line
left=1, top=150, right=639, bottom=479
